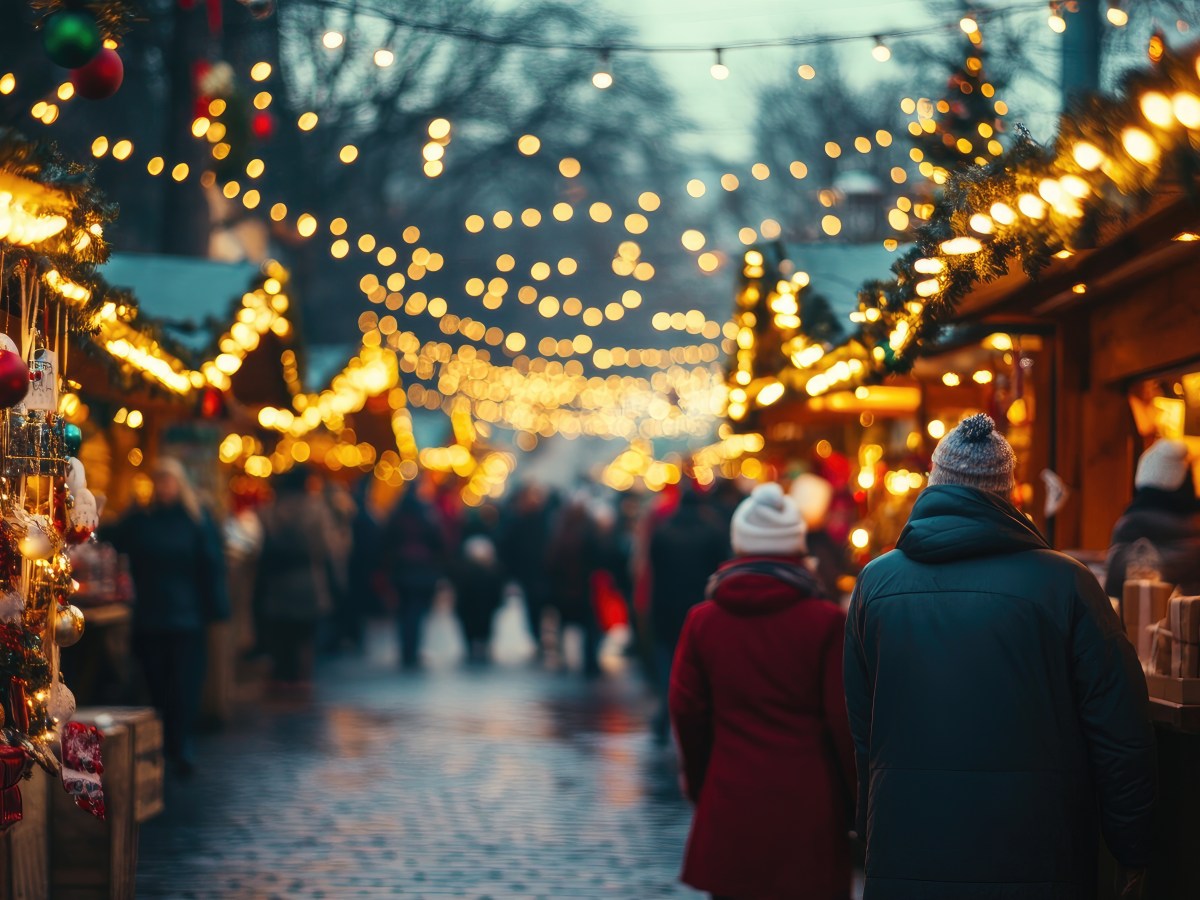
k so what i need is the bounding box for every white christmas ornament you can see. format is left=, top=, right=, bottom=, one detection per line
left=67, top=488, right=98, bottom=543
left=66, top=457, right=87, bottom=495
left=49, top=682, right=76, bottom=724
left=0, top=333, right=18, bottom=355
left=18, top=519, right=53, bottom=560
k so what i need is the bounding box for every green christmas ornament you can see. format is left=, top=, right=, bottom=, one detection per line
left=63, top=423, right=82, bottom=457
left=43, top=11, right=102, bottom=70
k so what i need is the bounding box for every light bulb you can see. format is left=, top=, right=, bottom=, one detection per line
left=593, top=51, right=613, bottom=89
left=872, top=37, right=891, bottom=62
left=705, top=50, right=724, bottom=81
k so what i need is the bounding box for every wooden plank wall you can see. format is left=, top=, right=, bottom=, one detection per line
left=1051, top=250, right=1200, bottom=552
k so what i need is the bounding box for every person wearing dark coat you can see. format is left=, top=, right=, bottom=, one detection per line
left=544, top=499, right=602, bottom=675
left=649, top=488, right=728, bottom=743
left=382, top=486, right=447, bottom=669
left=846, top=414, right=1155, bottom=900
left=255, top=467, right=336, bottom=686
left=1105, top=438, right=1200, bottom=597
left=451, top=535, right=505, bottom=662
left=670, top=483, right=855, bottom=900
left=110, top=458, right=228, bottom=776
left=498, top=484, right=553, bottom=648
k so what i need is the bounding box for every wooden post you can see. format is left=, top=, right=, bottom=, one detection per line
left=0, top=766, right=52, bottom=900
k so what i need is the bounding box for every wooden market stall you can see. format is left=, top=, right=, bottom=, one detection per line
left=772, top=43, right=1200, bottom=899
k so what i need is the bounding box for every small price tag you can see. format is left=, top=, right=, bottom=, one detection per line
left=25, top=349, right=58, bottom=413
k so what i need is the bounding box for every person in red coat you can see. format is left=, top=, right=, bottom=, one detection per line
left=670, top=482, right=856, bottom=900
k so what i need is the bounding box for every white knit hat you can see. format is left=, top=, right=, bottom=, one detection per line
left=1135, top=439, right=1190, bottom=491
left=731, top=482, right=807, bottom=556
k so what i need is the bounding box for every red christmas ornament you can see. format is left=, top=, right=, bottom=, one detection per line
left=70, top=48, right=124, bottom=100
left=251, top=110, right=275, bottom=140
left=0, top=352, right=29, bottom=409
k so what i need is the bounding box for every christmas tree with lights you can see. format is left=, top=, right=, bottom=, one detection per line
left=908, top=26, right=1006, bottom=178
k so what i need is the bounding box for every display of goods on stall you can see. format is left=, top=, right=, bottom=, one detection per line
left=0, top=128, right=120, bottom=826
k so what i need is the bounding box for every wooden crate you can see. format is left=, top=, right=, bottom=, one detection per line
left=1147, top=674, right=1200, bottom=706
left=51, top=707, right=163, bottom=900
left=73, top=708, right=163, bottom=823
left=0, top=766, right=52, bottom=900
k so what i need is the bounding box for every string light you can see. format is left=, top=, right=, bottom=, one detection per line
left=710, top=49, right=729, bottom=80
left=592, top=50, right=613, bottom=89
left=872, top=36, right=891, bottom=62
left=1048, top=3, right=1066, bottom=33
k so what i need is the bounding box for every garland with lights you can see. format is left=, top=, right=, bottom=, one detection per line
left=845, top=42, right=1200, bottom=383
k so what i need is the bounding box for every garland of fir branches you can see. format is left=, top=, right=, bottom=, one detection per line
left=850, top=42, right=1200, bottom=380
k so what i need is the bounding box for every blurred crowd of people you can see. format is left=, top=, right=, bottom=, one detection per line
left=110, top=459, right=855, bottom=775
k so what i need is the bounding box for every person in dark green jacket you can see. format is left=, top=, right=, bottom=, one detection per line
left=845, top=414, right=1155, bottom=900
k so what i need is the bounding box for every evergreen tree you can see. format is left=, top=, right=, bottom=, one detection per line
left=908, top=30, right=1005, bottom=177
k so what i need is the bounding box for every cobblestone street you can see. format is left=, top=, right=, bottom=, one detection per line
left=136, top=635, right=701, bottom=899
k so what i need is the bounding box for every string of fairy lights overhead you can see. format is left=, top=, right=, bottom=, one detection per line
left=10, top=0, right=1164, bottom=397
left=307, top=0, right=1048, bottom=89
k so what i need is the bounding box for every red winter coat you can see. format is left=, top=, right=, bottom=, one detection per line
left=669, top=556, right=855, bottom=900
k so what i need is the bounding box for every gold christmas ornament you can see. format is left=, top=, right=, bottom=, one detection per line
left=54, top=604, right=84, bottom=647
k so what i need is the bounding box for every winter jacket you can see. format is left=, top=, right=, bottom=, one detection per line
left=451, top=558, right=505, bottom=641
left=382, top=493, right=447, bottom=597
left=255, top=493, right=335, bottom=622
left=846, top=485, right=1155, bottom=900
left=544, top=505, right=600, bottom=623
left=1105, top=489, right=1200, bottom=596
left=670, top=556, right=855, bottom=900
left=111, top=503, right=229, bottom=633
left=648, top=496, right=729, bottom=646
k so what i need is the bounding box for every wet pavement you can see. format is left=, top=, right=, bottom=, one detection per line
left=136, top=640, right=700, bottom=898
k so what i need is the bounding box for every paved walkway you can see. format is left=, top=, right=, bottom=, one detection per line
left=136, top=644, right=699, bottom=898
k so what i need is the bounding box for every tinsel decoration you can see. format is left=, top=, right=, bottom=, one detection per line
left=31, top=0, right=138, bottom=42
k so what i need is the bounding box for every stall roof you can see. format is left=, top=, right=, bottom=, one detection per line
left=304, top=343, right=358, bottom=393
left=779, top=242, right=905, bottom=321
left=101, top=253, right=262, bottom=352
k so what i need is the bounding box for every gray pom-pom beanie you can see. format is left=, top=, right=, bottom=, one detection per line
left=928, top=413, right=1016, bottom=494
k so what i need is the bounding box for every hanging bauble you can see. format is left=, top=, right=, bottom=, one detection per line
left=49, top=682, right=75, bottom=724
left=0, top=352, right=28, bottom=410
left=0, top=335, right=17, bottom=356
left=239, top=0, right=276, bottom=20
left=54, top=605, right=85, bottom=648
left=63, top=423, right=83, bottom=457
left=251, top=110, right=275, bottom=141
left=66, top=457, right=87, bottom=496
left=70, top=48, right=123, bottom=100
left=42, top=11, right=102, bottom=69
left=17, top=519, right=52, bottom=561
left=66, top=488, right=97, bottom=545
